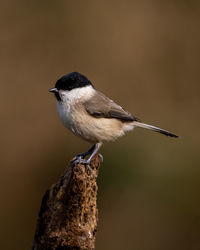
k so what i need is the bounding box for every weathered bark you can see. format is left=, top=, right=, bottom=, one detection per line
left=32, top=154, right=101, bottom=250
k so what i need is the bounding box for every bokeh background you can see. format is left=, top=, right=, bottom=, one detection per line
left=1, top=1, right=200, bottom=249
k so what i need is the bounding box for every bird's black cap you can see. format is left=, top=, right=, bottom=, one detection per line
left=55, top=72, right=93, bottom=91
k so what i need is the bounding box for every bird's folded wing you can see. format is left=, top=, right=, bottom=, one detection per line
left=83, top=91, right=138, bottom=122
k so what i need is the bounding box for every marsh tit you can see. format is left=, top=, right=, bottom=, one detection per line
left=49, top=72, right=178, bottom=168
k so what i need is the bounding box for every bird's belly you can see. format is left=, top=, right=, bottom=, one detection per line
left=73, top=117, right=126, bottom=143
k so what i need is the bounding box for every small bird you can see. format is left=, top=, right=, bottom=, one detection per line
left=49, top=72, right=178, bottom=169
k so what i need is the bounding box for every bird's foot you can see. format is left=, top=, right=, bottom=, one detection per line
left=72, top=157, right=95, bottom=178
left=73, top=157, right=90, bottom=165
left=74, top=153, right=103, bottom=162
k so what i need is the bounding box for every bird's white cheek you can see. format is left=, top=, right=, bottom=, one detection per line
left=60, top=86, right=95, bottom=103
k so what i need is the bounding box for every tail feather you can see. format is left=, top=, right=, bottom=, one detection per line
left=133, top=121, right=178, bottom=138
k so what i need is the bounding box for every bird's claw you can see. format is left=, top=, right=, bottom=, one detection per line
left=98, top=153, right=104, bottom=162
left=72, top=157, right=95, bottom=178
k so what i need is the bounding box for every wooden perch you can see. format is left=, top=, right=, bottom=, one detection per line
left=32, top=154, right=101, bottom=250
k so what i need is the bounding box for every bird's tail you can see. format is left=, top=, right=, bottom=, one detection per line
left=133, top=121, right=178, bottom=138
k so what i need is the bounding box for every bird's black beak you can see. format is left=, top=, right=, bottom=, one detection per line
left=49, top=87, right=58, bottom=93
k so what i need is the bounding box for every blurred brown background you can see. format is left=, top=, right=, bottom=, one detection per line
left=1, top=1, right=200, bottom=249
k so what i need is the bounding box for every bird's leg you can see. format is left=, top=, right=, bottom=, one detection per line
left=85, top=142, right=102, bottom=165
left=75, top=144, right=95, bottom=159
left=73, top=142, right=102, bottom=177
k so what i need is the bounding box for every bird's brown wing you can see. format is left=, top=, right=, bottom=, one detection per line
left=83, top=91, right=139, bottom=122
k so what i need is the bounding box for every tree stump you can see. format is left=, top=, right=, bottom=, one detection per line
left=32, top=154, right=101, bottom=250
